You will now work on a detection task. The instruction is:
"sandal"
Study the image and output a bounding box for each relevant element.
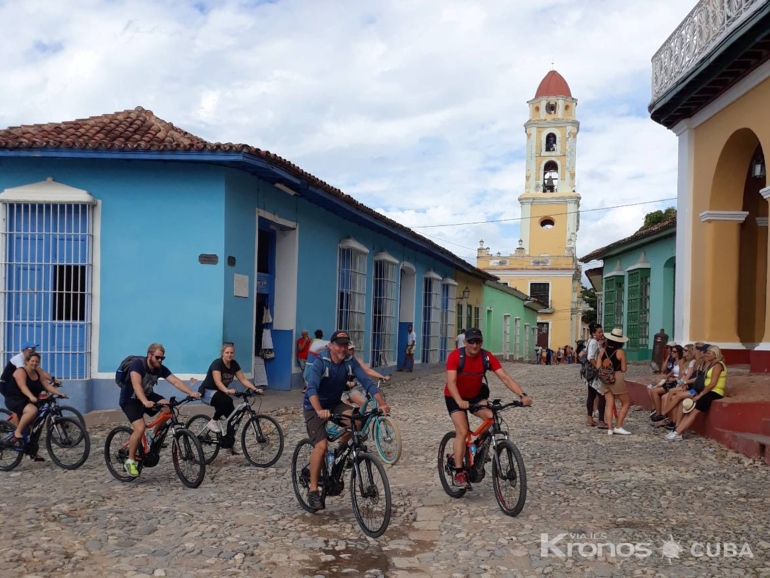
[586,416,595,427]
[597,422,609,430]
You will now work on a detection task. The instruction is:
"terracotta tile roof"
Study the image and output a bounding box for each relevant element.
[534,70,572,99]
[0,107,497,280]
[579,215,676,263]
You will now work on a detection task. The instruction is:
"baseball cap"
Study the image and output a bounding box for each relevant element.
[465,328,483,342]
[21,341,38,350]
[330,330,351,345]
[666,341,676,347]
[696,343,711,352]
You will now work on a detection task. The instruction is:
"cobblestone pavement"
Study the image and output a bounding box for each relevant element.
[1,363,769,578]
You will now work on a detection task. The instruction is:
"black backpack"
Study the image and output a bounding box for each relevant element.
[0,360,17,396]
[115,355,145,387]
[457,347,492,383]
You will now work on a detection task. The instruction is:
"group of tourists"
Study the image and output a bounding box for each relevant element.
[580,323,727,441]
[536,344,576,365]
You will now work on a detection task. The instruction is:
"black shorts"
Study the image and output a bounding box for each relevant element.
[304,402,353,446]
[695,390,723,413]
[4,395,35,418]
[445,384,490,416]
[663,382,678,393]
[120,392,164,424]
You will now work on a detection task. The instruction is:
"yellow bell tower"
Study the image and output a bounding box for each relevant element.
[477,70,584,351]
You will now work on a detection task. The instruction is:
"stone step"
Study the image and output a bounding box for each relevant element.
[713,428,770,465]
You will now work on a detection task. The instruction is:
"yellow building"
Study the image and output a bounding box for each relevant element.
[649,0,770,370]
[477,70,583,349]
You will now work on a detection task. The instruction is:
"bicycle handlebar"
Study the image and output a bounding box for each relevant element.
[152,395,196,410]
[233,390,263,399]
[468,399,524,413]
[329,408,382,425]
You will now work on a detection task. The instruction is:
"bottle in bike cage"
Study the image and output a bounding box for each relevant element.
[326,448,335,470]
[470,444,477,460]
[325,421,342,437]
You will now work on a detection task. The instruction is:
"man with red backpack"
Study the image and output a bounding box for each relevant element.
[444,328,532,489]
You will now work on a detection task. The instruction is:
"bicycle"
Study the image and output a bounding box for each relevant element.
[103,396,206,488]
[330,381,401,466]
[0,395,90,471]
[1,382,85,428]
[292,408,392,538]
[437,399,527,516]
[184,390,284,467]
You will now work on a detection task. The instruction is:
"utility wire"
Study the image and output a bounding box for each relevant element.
[410,197,676,229]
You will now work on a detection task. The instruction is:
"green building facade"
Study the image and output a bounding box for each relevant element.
[480,281,540,361]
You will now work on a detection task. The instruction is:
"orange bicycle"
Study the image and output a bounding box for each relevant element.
[437,399,527,516]
[103,396,205,488]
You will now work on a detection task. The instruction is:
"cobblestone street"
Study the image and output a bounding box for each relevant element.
[2,363,769,577]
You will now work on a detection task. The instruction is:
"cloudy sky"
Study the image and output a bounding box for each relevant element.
[0,0,693,269]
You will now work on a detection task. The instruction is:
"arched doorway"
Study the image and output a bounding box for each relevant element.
[704,129,767,344]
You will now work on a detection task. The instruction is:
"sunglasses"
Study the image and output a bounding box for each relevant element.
[153,355,166,361]
[467,339,483,345]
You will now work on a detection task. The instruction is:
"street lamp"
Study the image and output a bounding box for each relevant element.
[752,157,766,179]
[462,286,471,300]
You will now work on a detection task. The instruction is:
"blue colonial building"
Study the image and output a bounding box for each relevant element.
[0,107,497,411]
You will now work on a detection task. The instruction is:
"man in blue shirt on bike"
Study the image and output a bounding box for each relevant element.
[303,330,390,511]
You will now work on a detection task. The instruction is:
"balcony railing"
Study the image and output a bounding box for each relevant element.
[651,0,766,103]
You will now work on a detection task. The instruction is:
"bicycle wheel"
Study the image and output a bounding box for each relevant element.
[291,438,327,513]
[171,428,206,488]
[0,421,23,471]
[47,412,85,446]
[104,425,137,483]
[241,414,284,468]
[46,417,90,470]
[184,414,220,464]
[350,452,391,538]
[437,431,467,498]
[372,416,402,466]
[57,405,86,427]
[492,439,527,517]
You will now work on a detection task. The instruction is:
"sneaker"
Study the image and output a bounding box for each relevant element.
[592,410,599,419]
[647,384,655,390]
[665,432,683,442]
[453,471,470,489]
[207,419,221,434]
[613,427,631,435]
[307,490,324,511]
[124,459,139,477]
[651,414,666,422]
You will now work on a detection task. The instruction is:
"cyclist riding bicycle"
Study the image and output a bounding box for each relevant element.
[303,330,390,511]
[119,343,201,477]
[198,342,264,451]
[2,351,67,457]
[444,328,532,490]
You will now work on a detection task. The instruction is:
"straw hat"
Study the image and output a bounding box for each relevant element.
[682,398,696,414]
[605,328,629,343]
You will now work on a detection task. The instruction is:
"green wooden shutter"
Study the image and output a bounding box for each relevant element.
[615,277,625,332]
[604,277,616,330]
[627,271,640,349]
[639,269,651,349]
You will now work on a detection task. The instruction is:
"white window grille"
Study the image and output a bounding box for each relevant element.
[337,238,368,349]
[514,317,521,359]
[0,202,94,379]
[524,323,530,361]
[371,252,398,367]
[440,278,457,362]
[421,272,441,364]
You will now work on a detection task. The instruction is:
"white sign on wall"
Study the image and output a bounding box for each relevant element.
[234,274,249,298]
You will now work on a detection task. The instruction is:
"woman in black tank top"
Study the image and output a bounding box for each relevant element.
[600,329,631,436]
[5,352,66,445]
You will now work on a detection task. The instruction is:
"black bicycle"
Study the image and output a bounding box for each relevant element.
[0,395,90,471]
[291,408,392,538]
[438,399,527,516]
[0,380,85,427]
[185,390,284,467]
[103,396,206,488]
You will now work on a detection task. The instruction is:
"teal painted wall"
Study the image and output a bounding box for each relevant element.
[601,234,676,360]
[481,283,538,359]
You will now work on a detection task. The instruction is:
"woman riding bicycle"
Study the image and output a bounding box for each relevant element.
[444,328,531,490]
[3,351,67,454]
[198,343,264,446]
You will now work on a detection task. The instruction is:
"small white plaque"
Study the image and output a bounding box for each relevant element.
[234,274,249,298]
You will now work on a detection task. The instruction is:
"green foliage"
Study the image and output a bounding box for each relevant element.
[638,207,676,232]
[581,286,597,325]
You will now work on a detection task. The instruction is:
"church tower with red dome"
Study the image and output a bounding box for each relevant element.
[477,70,584,351]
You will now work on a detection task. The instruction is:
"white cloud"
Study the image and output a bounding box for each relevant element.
[0,0,695,274]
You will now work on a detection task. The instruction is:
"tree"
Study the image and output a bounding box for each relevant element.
[581,286,598,325]
[638,207,676,232]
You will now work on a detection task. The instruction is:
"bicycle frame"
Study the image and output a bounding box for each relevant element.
[326,411,378,494]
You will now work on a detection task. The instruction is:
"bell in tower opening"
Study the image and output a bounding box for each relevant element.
[545,133,557,152]
[542,161,559,192]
